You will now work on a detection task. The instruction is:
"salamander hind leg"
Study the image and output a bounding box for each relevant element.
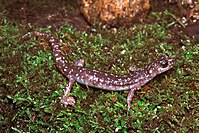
[127,88,138,111]
[75,59,85,67]
[128,66,137,74]
[60,59,84,107]
[129,66,137,72]
[61,78,76,107]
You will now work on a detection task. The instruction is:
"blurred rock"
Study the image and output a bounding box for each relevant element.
[77,0,150,27]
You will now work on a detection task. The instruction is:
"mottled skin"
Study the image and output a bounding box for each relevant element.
[23,31,176,110]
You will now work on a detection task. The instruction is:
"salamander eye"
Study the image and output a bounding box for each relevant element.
[160,60,168,68]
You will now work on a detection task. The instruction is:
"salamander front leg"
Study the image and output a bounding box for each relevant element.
[127,88,138,111]
[61,78,76,107]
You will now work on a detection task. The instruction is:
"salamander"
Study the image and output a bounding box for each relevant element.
[22,31,176,110]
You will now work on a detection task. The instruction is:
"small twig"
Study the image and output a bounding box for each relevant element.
[165,10,186,28]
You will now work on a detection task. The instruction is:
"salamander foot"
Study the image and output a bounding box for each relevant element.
[61,95,75,107]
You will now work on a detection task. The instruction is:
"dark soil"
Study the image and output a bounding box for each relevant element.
[0,0,90,32]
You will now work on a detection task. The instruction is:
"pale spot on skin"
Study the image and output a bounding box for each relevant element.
[120,82,123,85]
[114,81,118,85]
[56,57,62,61]
[134,79,139,83]
[53,45,59,48]
[149,70,153,74]
[60,60,65,64]
[106,80,110,84]
[68,69,74,75]
[118,78,122,81]
[93,76,98,82]
[99,78,104,83]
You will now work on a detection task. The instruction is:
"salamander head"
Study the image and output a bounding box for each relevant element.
[145,54,176,76]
